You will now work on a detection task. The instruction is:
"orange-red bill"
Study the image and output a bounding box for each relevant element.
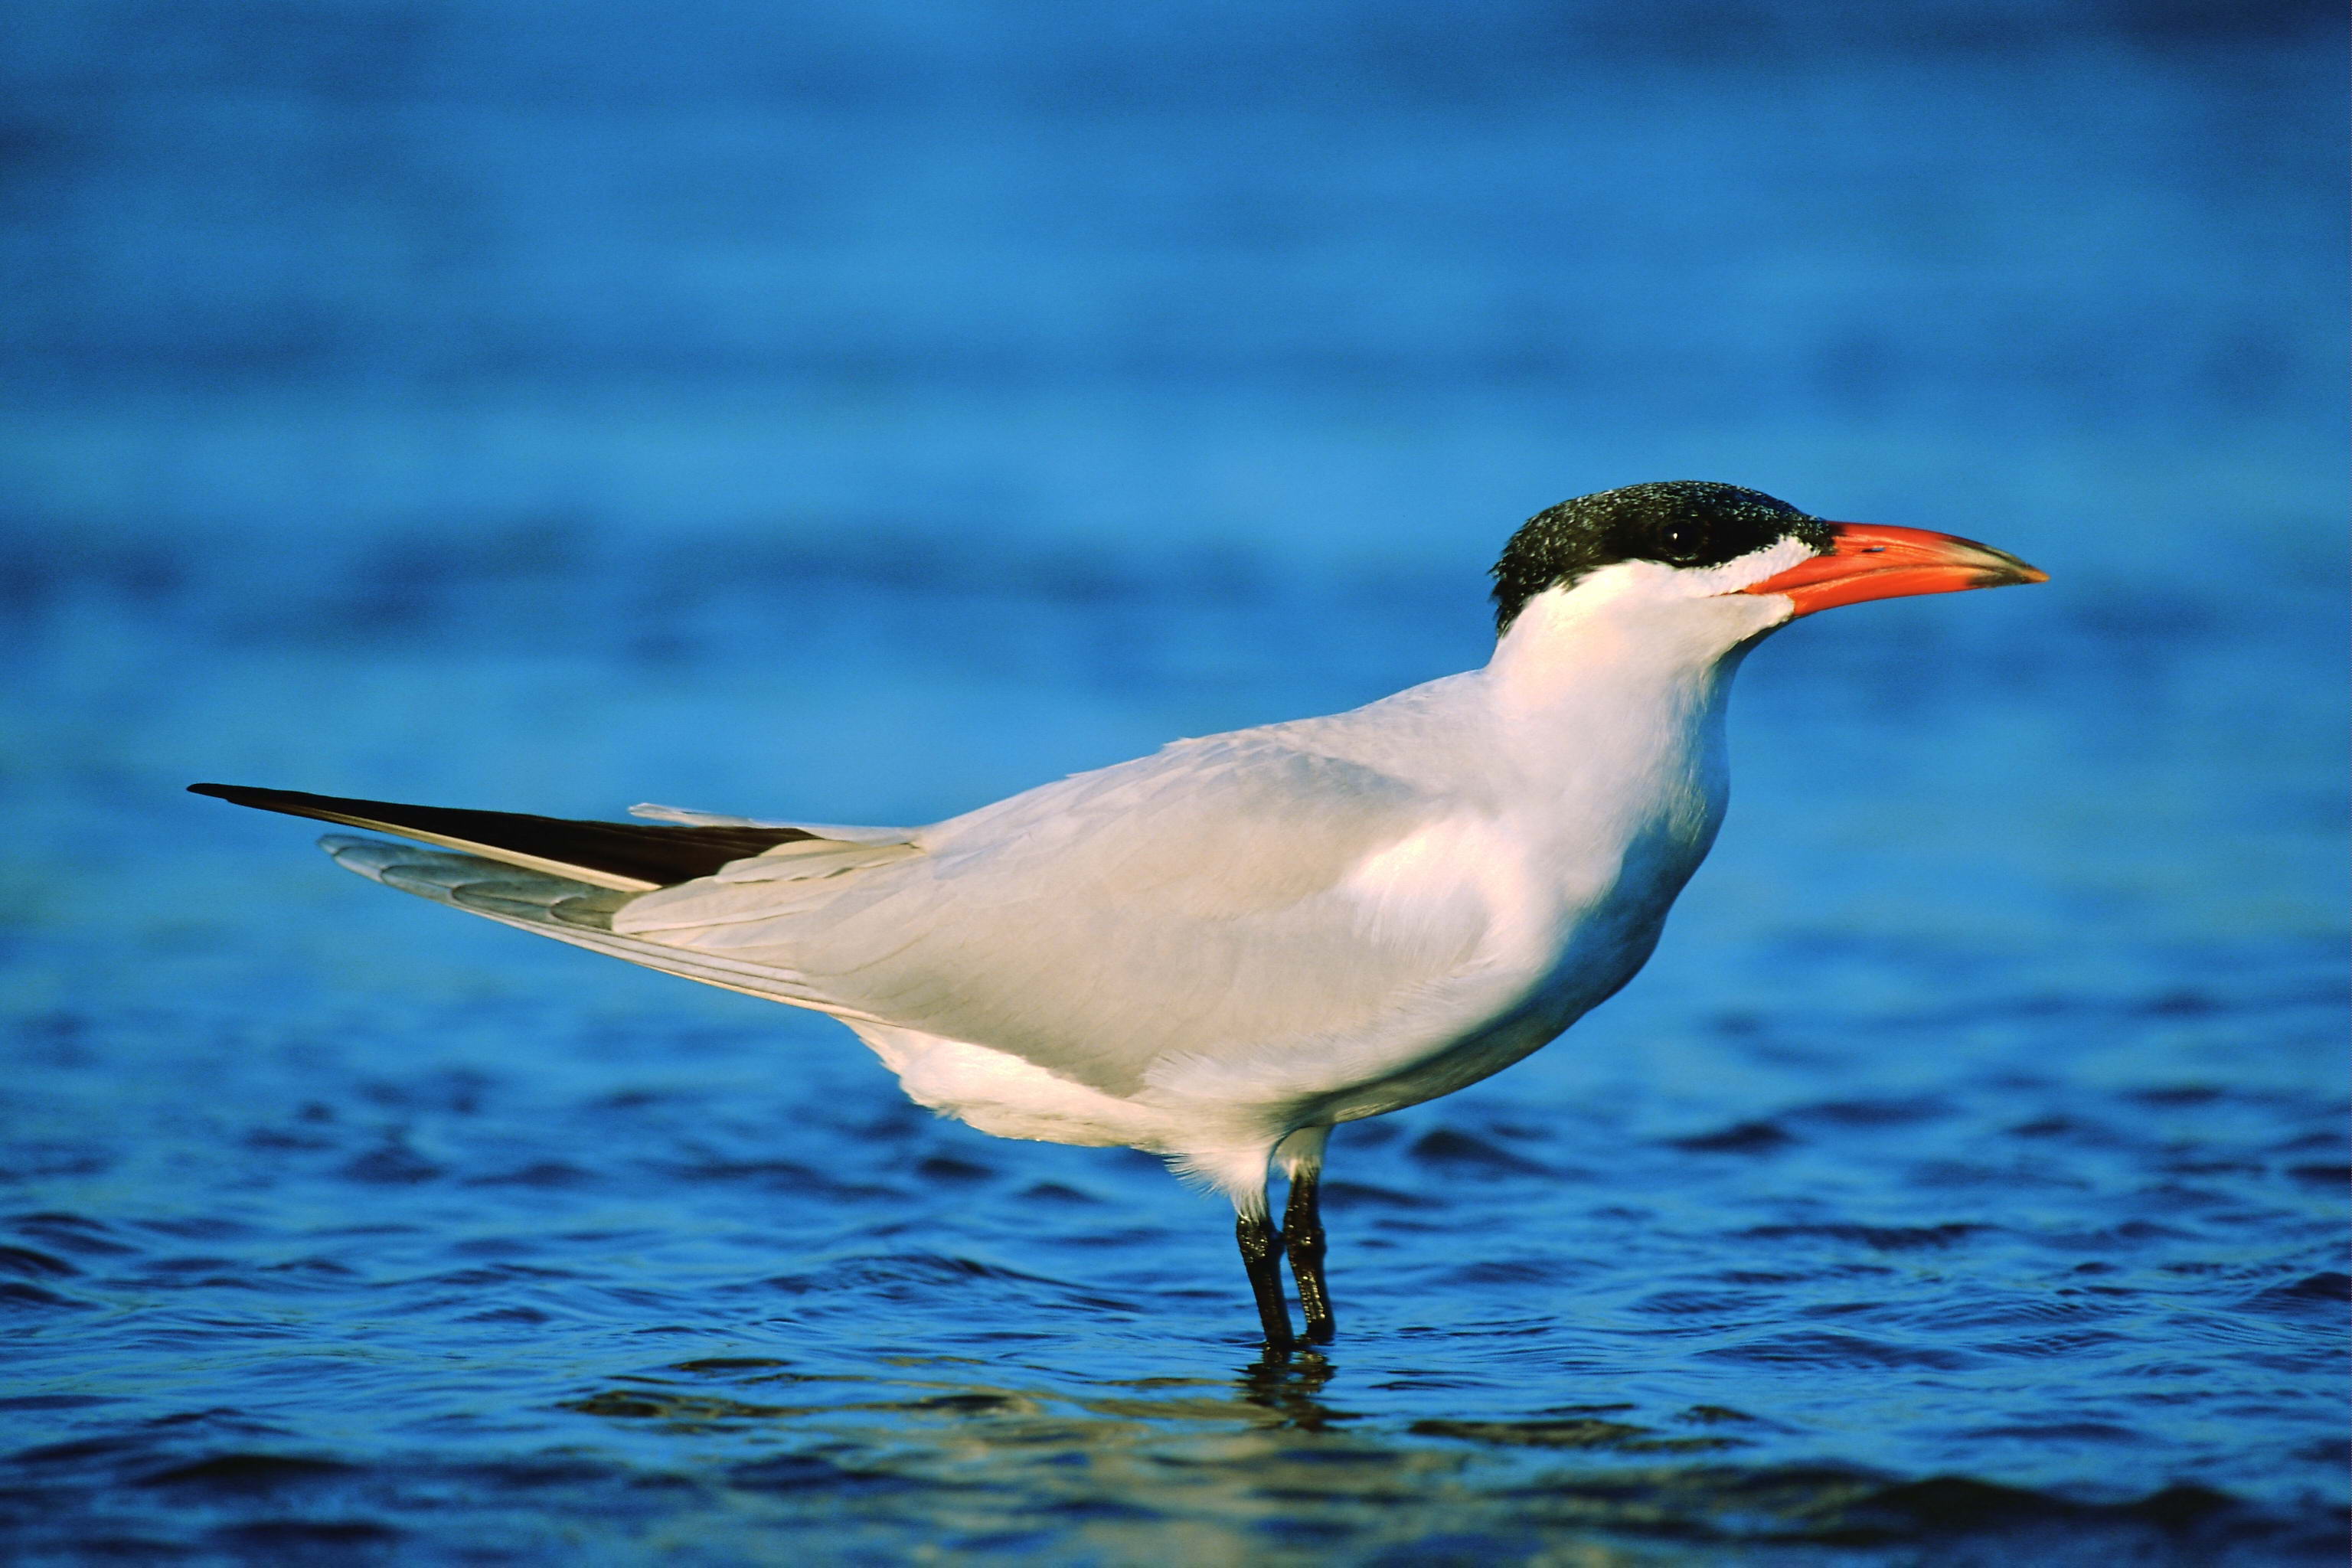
[1740,522,2048,617]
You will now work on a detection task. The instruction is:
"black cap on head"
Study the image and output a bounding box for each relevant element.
[1491,481,1832,632]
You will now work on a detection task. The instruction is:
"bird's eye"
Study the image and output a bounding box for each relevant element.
[1657,522,1700,560]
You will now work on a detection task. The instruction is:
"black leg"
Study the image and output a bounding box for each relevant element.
[1236,1211,1293,1348]
[1282,1167,1335,1343]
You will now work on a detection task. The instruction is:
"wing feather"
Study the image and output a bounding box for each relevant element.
[612,738,1498,1096]
[191,783,824,890]
[326,837,887,1018]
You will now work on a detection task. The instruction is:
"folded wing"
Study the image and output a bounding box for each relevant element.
[198,742,1504,1106]
[614,738,1498,1097]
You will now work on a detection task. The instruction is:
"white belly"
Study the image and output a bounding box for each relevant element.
[1289,805,1717,1124]
[841,805,1712,1155]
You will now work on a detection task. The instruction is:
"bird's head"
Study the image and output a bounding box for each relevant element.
[1490,481,2046,667]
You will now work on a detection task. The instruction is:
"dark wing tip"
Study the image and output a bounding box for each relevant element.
[190,782,308,810]
[185,782,828,887]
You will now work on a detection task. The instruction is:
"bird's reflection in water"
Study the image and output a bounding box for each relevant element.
[1236,1345,1354,1431]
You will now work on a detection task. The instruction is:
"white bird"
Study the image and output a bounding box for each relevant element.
[192,481,2044,1345]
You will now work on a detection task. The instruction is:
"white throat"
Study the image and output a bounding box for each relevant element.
[1484,541,1805,712]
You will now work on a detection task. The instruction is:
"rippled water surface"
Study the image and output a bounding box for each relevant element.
[5,562,2345,1563]
[5,2,2347,1560]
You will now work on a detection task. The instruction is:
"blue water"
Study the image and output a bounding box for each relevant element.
[4,2,2346,1563]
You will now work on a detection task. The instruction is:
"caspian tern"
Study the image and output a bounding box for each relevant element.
[191,480,2045,1346]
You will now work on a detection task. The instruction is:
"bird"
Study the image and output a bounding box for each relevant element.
[191,480,2044,1348]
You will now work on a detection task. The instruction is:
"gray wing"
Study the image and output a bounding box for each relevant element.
[612,737,1498,1096]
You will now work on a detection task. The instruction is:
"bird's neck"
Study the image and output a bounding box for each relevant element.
[1484,580,1780,726]
[1477,580,1785,837]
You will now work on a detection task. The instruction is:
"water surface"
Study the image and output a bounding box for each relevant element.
[3,566,2343,1563]
[2,2,2344,1560]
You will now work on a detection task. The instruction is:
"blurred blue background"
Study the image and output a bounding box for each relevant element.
[3,2,2345,1563]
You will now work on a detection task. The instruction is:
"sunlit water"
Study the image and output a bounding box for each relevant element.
[3,554,2343,1565]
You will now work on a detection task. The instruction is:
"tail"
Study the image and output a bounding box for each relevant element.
[190,782,902,1018]
[188,782,819,891]
[318,836,880,1016]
